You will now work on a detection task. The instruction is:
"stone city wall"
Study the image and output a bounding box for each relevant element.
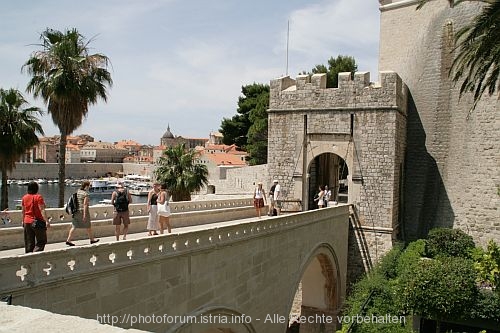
[7,163,123,180]
[379,0,500,245]
[206,164,269,195]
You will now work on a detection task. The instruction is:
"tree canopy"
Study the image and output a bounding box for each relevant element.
[0,88,44,210]
[154,143,209,202]
[23,28,113,206]
[309,55,358,88]
[219,83,269,165]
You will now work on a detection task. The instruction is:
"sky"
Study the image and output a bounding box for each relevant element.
[1,0,381,146]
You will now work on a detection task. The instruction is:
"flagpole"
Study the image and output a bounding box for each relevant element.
[286,20,289,76]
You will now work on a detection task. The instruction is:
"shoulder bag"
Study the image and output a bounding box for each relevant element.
[157,193,171,217]
[31,196,47,230]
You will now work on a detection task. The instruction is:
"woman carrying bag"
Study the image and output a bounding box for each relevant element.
[157,183,172,234]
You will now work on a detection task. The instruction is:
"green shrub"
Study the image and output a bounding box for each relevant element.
[396,239,426,277]
[375,242,404,279]
[426,228,475,259]
[473,239,500,291]
[469,289,500,322]
[339,245,411,333]
[399,257,478,320]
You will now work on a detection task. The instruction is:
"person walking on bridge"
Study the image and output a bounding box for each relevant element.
[253,182,267,218]
[157,183,172,234]
[111,182,132,240]
[21,181,49,252]
[66,180,99,246]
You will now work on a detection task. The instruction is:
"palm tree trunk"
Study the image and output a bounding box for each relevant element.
[58,132,68,207]
[1,168,8,210]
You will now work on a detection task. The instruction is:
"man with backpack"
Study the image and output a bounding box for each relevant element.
[111,182,132,241]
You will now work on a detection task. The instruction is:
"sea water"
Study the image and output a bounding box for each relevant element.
[4,183,148,210]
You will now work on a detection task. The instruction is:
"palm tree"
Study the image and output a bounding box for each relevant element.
[418,0,500,112]
[0,88,44,210]
[154,144,209,202]
[23,28,112,207]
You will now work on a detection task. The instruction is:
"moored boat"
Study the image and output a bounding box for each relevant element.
[88,180,118,194]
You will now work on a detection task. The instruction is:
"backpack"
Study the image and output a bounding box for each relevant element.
[114,189,129,212]
[65,192,79,216]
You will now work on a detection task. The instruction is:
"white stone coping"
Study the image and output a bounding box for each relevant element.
[0,206,349,294]
[0,303,146,332]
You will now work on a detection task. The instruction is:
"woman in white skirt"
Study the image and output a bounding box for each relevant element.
[146,182,161,236]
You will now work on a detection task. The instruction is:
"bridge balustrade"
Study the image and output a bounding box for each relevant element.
[0,198,253,227]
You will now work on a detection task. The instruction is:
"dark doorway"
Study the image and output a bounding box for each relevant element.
[308,153,349,210]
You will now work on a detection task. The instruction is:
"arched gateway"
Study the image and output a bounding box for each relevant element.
[267,71,408,274]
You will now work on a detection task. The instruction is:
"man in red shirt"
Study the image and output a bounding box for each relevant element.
[22,181,50,252]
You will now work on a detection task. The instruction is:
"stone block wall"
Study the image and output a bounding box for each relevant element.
[379,0,500,245]
[7,163,123,179]
[206,164,269,195]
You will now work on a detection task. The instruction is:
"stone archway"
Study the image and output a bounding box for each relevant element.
[287,245,341,333]
[307,152,349,210]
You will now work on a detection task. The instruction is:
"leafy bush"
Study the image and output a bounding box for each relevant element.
[396,239,426,277]
[399,257,478,320]
[473,239,500,291]
[338,245,411,333]
[375,242,404,279]
[426,228,475,259]
[469,289,500,322]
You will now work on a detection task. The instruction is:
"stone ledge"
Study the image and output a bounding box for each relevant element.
[0,303,146,332]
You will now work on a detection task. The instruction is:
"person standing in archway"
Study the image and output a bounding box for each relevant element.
[253,182,267,218]
[274,180,282,215]
[324,185,332,207]
[314,185,325,209]
[268,179,278,216]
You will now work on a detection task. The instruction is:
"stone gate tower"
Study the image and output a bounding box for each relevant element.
[267,71,407,273]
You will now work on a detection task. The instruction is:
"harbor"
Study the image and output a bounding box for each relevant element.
[3,178,151,210]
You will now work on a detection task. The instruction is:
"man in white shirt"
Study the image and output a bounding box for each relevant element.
[273,180,282,216]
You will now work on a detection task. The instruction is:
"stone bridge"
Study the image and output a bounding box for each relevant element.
[0,203,349,333]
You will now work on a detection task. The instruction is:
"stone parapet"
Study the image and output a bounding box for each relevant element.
[269,71,407,113]
[0,206,350,333]
[0,199,255,250]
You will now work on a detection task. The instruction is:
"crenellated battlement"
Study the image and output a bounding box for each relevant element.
[269,71,407,112]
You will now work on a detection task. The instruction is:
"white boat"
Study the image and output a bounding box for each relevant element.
[129,185,150,196]
[98,199,113,205]
[89,180,118,194]
[36,178,48,184]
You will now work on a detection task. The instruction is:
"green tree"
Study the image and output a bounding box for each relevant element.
[308,55,358,88]
[154,143,209,202]
[220,83,269,164]
[0,88,44,210]
[418,0,500,112]
[23,28,112,207]
[246,85,269,165]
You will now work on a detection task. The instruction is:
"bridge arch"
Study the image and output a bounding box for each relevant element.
[286,242,342,332]
[172,305,257,333]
